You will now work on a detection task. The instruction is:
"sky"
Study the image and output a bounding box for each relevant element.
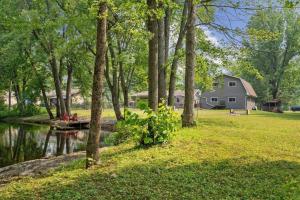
[202,1,257,46]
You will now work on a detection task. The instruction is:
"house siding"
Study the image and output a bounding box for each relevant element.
[200,76,248,109]
[247,97,256,110]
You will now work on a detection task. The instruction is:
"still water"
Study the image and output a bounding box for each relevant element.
[0,123,110,168]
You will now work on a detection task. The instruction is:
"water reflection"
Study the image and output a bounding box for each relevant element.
[0,123,109,168]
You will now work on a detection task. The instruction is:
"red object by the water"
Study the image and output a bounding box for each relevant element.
[62,113,69,121]
[69,113,78,121]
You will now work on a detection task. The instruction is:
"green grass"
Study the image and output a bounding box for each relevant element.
[1,108,145,122]
[1,110,300,199]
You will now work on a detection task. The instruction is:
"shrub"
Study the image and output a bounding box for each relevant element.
[136,99,148,110]
[113,102,179,146]
[104,111,140,146]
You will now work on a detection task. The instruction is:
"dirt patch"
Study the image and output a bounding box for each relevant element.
[0,152,85,186]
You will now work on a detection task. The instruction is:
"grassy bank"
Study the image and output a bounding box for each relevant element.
[0,108,145,124]
[1,110,300,199]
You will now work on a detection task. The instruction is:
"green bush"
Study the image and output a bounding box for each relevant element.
[136,99,148,110]
[113,102,179,146]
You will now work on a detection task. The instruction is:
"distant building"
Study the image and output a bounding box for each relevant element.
[261,99,282,113]
[46,89,85,107]
[130,90,201,108]
[200,74,257,110]
[2,92,17,106]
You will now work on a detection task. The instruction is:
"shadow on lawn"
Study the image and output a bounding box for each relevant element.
[251,111,300,121]
[8,157,300,200]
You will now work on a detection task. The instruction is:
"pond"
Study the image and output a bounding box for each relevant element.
[0,123,111,168]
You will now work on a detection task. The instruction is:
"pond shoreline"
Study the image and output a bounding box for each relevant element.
[0,116,117,131]
[0,151,86,186]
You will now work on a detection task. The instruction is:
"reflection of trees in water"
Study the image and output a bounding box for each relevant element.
[0,124,88,167]
[0,125,43,167]
[43,130,83,156]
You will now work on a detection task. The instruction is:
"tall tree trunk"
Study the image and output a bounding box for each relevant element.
[49,52,66,117]
[147,0,158,111]
[168,0,188,106]
[8,81,12,111]
[86,2,107,168]
[106,45,124,120]
[41,86,54,119]
[25,50,55,120]
[119,60,129,108]
[56,99,61,118]
[66,63,73,115]
[182,0,196,127]
[158,3,166,103]
[13,82,24,113]
[117,41,134,108]
[164,7,170,65]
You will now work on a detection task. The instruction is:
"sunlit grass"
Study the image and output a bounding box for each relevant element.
[1,110,300,199]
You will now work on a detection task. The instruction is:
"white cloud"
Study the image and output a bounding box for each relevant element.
[202,27,220,47]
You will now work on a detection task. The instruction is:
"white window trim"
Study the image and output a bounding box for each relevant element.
[228,97,236,103]
[228,81,237,87]
[211,97,218,103]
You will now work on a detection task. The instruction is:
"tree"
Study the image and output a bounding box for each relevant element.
[158,1,166,103]
[147,0,159,111]
[86,1,107,168]
[182,0,196,127]
[238,5,300,104]
[168,0,188,106]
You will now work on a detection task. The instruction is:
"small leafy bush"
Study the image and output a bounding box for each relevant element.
[112,102,179,146]
[136,99,148,110]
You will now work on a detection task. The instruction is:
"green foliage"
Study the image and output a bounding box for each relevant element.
[106,103,179,146]
[126,102,179,146]
[104,121,134,145]
[1,110,300,199]
[136,99,148,110]
[234,4,300,104]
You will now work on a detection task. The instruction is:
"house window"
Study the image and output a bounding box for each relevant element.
[228,81,237,87]
[228,97,236,103]
[211,97,218,102]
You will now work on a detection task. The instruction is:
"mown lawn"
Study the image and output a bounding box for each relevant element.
[1,110,300,199]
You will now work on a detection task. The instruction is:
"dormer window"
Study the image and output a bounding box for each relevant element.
[228,81,237,87]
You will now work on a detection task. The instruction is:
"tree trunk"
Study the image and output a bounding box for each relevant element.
[164,7,170,65]
[119,61,129,108]
[8,81,12,111]
[147,0,158,111]
[158,3,166,103]
[106,45,124,121]
[66,63,73,115]
[117,41,134,109]
[182,0,196,127]
[49,52,66,117]
[168,0,188,106]
[86,2,107,168]
[56,99,61,118]
[41,85,54,119]
[13,82,24,113]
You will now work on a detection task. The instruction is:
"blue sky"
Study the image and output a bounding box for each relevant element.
[202,1,257,46]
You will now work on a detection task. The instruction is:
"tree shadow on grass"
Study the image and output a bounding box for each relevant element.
[252,111,300,121]
[5,157,300,200]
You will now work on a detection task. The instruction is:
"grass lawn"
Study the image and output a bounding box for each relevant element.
[1,110,300,199]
